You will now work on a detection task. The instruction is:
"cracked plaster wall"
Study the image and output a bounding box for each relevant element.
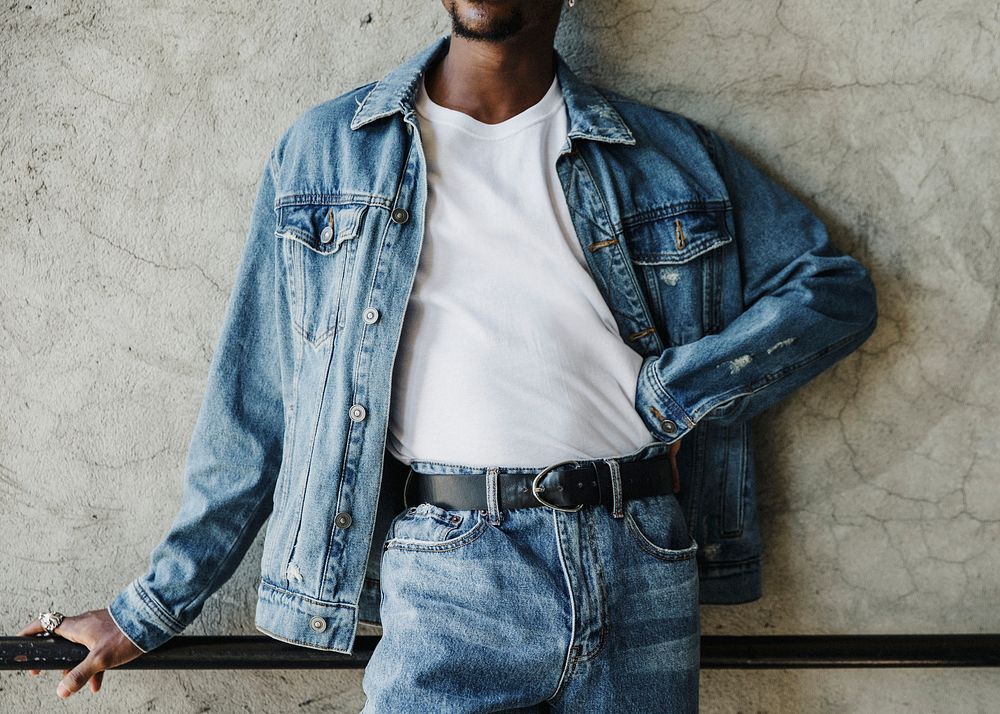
[2,1,999,711]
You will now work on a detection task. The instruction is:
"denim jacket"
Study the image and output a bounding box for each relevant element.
[107,33,877,654]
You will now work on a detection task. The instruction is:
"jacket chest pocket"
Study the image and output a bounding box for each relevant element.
[622,206,732,347]
[276,202,370,348]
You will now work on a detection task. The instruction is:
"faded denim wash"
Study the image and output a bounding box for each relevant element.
[361,440,700,712]
[107,32,878,656]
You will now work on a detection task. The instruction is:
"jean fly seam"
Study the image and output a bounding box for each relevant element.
[547,509,577,704]
[569,509,610,663]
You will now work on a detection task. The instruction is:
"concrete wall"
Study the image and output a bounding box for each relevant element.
[3,1,998,711]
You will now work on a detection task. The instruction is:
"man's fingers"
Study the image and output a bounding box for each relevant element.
[57,652,105,699]
[47,614,78,642]
[16,611,120,695]
[15,617,46,637]
[16,610,126,695]
[17,617,61,676]
[17,613,81,641]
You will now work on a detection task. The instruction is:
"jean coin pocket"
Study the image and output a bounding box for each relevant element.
[384,502,487,552]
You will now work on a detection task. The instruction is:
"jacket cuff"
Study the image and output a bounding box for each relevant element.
[106,580,185,653]
[635,354,695,443]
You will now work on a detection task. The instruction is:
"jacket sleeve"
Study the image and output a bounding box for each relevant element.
[634,123,878,442]
[107,149,286,653]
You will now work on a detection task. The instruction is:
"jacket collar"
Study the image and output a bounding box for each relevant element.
[350,34,636,149]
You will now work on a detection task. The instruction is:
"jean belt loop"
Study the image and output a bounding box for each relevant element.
[486,466,503,526]
[606,458,625,519]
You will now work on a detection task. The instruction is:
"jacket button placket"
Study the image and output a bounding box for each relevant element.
[331,116,424,611]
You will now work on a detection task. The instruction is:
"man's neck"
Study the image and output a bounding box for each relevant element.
[423,35,557,125]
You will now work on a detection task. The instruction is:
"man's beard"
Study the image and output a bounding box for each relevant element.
[446,1,526,42]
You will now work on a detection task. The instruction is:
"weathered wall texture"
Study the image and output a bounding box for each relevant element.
[3,1,998,711]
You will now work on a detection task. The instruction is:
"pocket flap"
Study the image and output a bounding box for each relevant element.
[276,202,369,255]
[625,207,732,265]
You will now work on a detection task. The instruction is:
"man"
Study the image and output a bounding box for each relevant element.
[18,0,878,710]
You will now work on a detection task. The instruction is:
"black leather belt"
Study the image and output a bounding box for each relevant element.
[405,454,677,513]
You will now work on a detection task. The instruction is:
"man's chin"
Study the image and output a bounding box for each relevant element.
[448,0,525,42]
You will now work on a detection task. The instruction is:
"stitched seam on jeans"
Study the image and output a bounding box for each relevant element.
[547,509,578,703]
[570,513,611,663]
[624,512,698,561]
[384,518,488,552]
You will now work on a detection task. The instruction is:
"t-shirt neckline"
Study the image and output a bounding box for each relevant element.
[415,72,564,140]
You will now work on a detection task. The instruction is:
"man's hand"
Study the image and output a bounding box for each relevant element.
[16,608,145,698]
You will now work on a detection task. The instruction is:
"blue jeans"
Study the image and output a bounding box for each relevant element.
[360,441,700,713]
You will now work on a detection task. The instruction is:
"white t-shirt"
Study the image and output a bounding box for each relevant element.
[386,72,655,469]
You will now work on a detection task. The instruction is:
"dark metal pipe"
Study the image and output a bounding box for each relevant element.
[700,634,1000,669]
[2,635,998,670]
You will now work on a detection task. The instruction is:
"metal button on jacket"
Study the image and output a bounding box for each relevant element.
[363,307,380,324]
[660,419,678,434]
[320,225,334,243]
[390,207,409,224]
[349,404,367,422]
[309,616,327,633]
[335,511,353,529]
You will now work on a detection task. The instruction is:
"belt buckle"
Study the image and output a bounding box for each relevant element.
[531,459,584,512]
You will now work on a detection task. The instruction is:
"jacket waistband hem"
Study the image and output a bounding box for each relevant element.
[698,557,763,604]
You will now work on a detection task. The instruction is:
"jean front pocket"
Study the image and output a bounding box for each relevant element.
[383,502,488,553]
[622,492,698,562]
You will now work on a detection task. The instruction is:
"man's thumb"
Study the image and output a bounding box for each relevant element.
[57,651,104,698]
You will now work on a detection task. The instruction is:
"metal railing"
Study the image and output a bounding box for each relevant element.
[3,634,999,670]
